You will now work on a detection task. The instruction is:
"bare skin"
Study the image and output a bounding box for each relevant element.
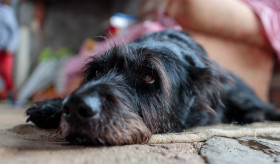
[165,0,271,48]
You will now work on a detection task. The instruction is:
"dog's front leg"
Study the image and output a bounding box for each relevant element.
[26,98,63,129]
[223,74,280,123]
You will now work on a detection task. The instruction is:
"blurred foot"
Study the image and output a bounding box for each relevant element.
[7,91,15,105]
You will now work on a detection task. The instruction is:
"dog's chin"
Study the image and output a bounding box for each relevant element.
[59,113,152,146]
[61,126,152,146]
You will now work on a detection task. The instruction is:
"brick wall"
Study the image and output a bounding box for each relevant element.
[270,64,280,109]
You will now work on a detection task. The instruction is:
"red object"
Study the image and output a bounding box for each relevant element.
[0,51,14,91]
[242,0,280,61]
[106,26,118,37]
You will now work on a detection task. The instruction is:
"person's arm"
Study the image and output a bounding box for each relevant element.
[166,0,270,48]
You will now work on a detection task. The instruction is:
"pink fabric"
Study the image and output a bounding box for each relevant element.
[242,0,280,61]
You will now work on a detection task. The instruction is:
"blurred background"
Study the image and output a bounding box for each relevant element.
[0,0,279,108]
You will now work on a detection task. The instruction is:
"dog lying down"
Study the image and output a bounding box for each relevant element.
[26,30,280,146]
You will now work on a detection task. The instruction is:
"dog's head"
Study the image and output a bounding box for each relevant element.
[60,30,223,145]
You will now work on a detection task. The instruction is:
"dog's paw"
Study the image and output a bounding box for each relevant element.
[26,98,63,129]
[264,109,280,121]
[243,111,265,123]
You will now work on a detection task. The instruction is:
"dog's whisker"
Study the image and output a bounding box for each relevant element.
[94,35,108,41]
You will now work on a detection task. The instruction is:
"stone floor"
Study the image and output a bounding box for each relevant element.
[1,104,280,164]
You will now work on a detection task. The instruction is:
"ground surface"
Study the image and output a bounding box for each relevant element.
[1,104,280,164]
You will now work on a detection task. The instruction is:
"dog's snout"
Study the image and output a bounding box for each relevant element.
[62,94,102,120]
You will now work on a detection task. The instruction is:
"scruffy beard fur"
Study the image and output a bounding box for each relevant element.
[59,73,152,145]
[26,30,280,146]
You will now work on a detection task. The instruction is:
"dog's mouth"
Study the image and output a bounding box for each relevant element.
[65,133,92,145]
[65,133,104,146]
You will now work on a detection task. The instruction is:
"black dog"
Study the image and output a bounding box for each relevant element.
[26,30,280,145]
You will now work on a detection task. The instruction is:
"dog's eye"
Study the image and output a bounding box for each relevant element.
[142,74,155,84]
[95,70,102,78]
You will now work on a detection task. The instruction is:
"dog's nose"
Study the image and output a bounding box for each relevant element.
[62,95,101,120]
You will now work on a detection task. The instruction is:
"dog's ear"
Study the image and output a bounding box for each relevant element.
[188,66,212,81]
[187,66,217,95]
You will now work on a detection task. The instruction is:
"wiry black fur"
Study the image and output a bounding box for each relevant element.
[26,30,280,145]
